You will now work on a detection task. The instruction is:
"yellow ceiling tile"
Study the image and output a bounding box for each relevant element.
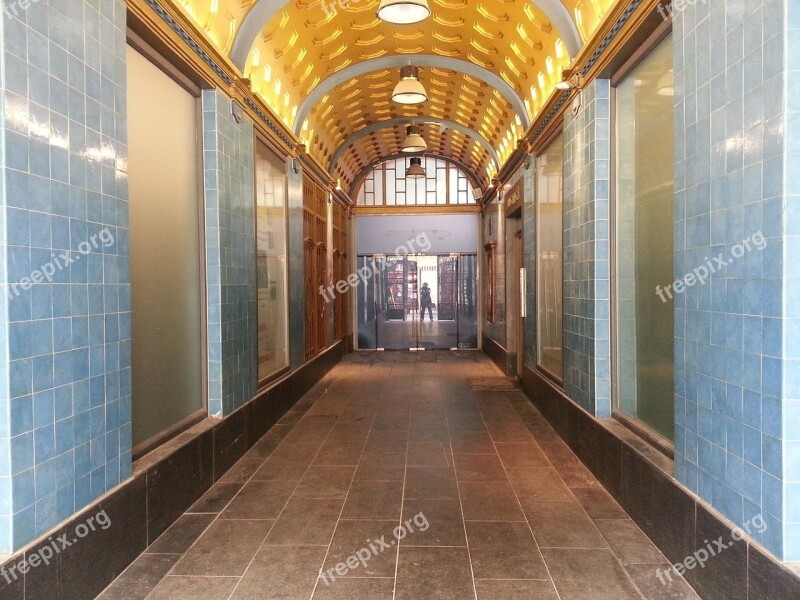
[223,0,615,186]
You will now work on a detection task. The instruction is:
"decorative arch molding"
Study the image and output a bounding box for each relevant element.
[293,55,531,134]
[231,0,285,69]
[231,0,583,75]
[539,0,583,58]
[329,117,500,175]
[349,153,482,198]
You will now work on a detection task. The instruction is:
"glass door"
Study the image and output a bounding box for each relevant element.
[356,254,479,350]
[377,255,419,349]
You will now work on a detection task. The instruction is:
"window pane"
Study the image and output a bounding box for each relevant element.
[614,36,675,441]
[374,169,384,204]
[536,133,564,379]
[386,171,396,205]
[356,158,477,206]
[128,46,204,447]
[256,141,289,381]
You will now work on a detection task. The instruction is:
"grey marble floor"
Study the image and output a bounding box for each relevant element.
[97,352,699,600]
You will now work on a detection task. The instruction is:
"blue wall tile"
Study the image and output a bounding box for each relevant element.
[0,0,130,552]
[675,0,800,560]
[201,90,257,417]
[562,80,612,416]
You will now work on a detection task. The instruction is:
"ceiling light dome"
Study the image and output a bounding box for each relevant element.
[401,125,427,153]
[406,157,426,179]
[377,0,431,24]
[393,66,428,105]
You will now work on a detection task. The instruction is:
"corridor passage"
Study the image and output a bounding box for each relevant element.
[99,353,698,600]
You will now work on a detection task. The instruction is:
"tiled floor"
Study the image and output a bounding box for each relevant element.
[98,352,700,599]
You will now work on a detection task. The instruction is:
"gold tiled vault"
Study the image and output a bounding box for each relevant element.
[173,0,618,189]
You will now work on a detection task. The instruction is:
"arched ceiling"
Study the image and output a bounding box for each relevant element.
[335,123,495,189]
[331,118,499,179]
[173,0,619,190]
[292,55,531,136]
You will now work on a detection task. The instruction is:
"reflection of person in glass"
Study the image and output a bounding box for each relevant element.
[420,282,433,322]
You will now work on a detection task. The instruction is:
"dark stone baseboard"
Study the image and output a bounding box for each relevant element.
[0,341,347,600]
[482,333,509,375]
[520,365,800,600]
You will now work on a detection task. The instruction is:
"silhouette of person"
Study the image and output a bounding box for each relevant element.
[420,283,433,321]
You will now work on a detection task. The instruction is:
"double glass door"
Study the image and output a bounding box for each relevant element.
[356,254,478,350]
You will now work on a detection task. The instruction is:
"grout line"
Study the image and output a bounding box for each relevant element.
[220,380,354,600]
[306,396,375,600]
[474,396,563,600]
[446,414,481,600]
[504,386,669,599]
[118,356,351,599]
[392,392,412,600]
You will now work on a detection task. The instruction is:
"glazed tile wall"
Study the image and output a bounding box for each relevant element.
[202,91,257,417]
[0,0,131,551]
[562,79,612,417]
[673,0,799,559]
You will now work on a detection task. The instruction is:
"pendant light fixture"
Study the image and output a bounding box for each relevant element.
[406,156,426,179]
[377,0,431,24]
[401,125,427,153]
[392,66,428,105]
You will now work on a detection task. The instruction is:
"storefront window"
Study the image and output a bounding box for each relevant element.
[536,133,564,380]
[614,35,675,441]
[128,46,204,448]
[256,141,289,381]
